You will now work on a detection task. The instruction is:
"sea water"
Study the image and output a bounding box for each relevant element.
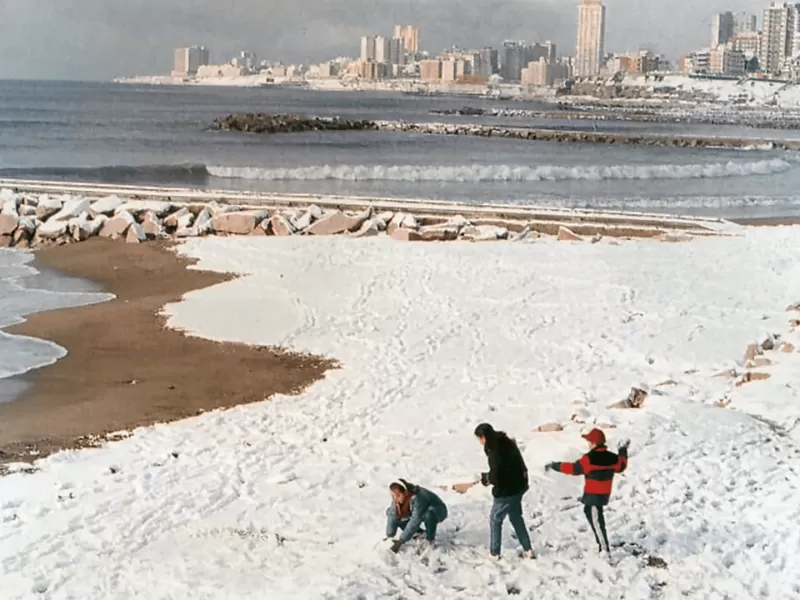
[0,249,111,404]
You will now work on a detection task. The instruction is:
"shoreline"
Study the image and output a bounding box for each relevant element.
[0,239,336,470]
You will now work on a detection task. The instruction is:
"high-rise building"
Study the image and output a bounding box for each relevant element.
[479,47,499,78]
[501,41,527,81]
[389,38,406,65]
[734,12,758,34]
[712,12,735,47]
[527,41,557,64]
[374,36,391,63]
[419,59,442,81]
[360,36,376,62]
[173,46,209,76]
[760,2,795,74]
[393,25,420,55]
[576,0,606,77]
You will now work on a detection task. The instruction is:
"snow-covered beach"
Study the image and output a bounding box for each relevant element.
[1,223,800,598]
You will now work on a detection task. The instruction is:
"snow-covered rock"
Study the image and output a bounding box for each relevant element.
[35,196,63,220]
[126,222,146,243]
[50,198,92,221]
[90,195,124,216]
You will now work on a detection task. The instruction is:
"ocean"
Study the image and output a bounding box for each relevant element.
[0,249,111,404]
[2,80,800,219]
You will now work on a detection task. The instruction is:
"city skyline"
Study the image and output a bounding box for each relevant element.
[0,0,768,80]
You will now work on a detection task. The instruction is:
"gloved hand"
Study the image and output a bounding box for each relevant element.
[390,540,403,554]
[480,472,490,486]
[618,439,631,452]
[544,462,558,472]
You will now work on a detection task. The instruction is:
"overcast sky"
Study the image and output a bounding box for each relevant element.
[0,0,767,80]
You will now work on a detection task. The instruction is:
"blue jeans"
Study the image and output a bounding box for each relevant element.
[385,505,447,542]
[489,494,531,556]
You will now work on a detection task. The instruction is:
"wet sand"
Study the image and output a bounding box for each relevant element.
[0,239,336,469]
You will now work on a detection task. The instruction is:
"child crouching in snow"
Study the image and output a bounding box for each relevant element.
[545,428,629,554]
[385,479,448,553]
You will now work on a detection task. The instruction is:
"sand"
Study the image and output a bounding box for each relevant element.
[0,239,336,469]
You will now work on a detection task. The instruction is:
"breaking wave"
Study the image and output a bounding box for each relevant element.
[207,158,794,183]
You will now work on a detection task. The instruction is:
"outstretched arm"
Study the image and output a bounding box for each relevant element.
[546,455,589,476]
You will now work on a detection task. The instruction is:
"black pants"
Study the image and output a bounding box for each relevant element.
[583,504,610,553]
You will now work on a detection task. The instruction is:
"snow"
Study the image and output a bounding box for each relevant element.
[618,74,800,110]
[3,230,800,598]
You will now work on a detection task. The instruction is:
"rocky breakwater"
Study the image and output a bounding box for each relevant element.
[0,191,699,250]
[211,113,379,134]
[375,121,800,151]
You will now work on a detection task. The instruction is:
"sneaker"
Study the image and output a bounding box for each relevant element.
[522,549,536,560]
[488,554,501,561]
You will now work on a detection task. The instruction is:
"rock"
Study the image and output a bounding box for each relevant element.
[18,204,36,217]
[99,211,135,238]
[390,228,423,242]
[269,214,295,236]
[35,197,64,220]
[761,337,775,351]
[462,224,509,241]
[537,422,564,433]
[375,211,394,225]
[787,302,800,312]
[753,357,772,367]
[141,212,164,238]
[743,343,759,364]
[510,226,539,243]
[305,211,362,235]
[291,205,323,231]
[558,226,583,241]
[193,208,214,235]
[89,195,124,216]
[115,201,175,218]
[781,342,796,353]
[350,219,381,238]
[205,201,242,216]
[591,234,603,244]
[735,372,771,387]
[211,113,378,134]
[21,195,39,207]
[451,481,478,494]
[164,207,194,230]
[50,198,91,221]
[126,222,146,243]
[656,379,678,387]
[211,210,268,235]
[609,387,648,409]
[1,201,18,216]
[0,236,11,248]
[791,319,800,328]
[71,215,106,241]
[444,215,470,229]
[0,214,18,235]
[713,369,737,379]
[388,212,417,233]
[715,398,732,408]
[419,225,460,241]
[37,218,69,239]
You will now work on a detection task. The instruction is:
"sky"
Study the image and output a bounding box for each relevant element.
[0,0,769,80]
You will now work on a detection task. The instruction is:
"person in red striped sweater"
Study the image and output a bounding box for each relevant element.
[545,428,630,554]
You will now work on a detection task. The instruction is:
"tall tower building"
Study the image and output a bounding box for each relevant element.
[734,12,758,34]
[360,36,376,62]
[172,46,209,76]
[575,0,606,77]
[712,12,735,47]
[374,36,391,63]
[393,25,420,55]
[760,2,795,74]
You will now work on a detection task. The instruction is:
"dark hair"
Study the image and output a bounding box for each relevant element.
[475,423,512,452]
[474,423,496,439]
[389,478,416,494]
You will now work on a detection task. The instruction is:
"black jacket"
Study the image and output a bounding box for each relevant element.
[484,434,529,498]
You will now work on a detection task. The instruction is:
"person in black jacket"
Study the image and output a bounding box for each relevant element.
[474,423,534,559]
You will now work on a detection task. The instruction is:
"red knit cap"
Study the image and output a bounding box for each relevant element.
[582,428,606,447]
